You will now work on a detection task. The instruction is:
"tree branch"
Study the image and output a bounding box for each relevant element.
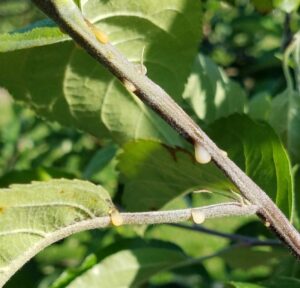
[32,0,300,257]
[122,202,258,224]
[0,203,257,286]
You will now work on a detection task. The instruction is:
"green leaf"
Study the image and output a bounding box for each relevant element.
[118,140,233,211]
[0,89,15,134]
[273,0,300,13]
[118,114,293,217]
[208,114,293,218]
[50,254,98,288]
[83,145,119,195]
[51,238,184,288]
[0,179,114,287]
[183,54,246,123]
[293,166,300,229]
[63,248,187,288]
[222,246,286,270]
[248,92,272,121]
[269,89,300,163]
[74,0,81,8]
[264,277,300,288]
[272,255,300,279]
[83,145,117,179]
[0,19,68,52]
[0,0,39,34]
[0,0,202,145]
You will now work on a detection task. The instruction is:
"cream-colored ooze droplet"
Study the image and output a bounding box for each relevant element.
[195,143,211,164]
[85,19,109,44]
[110,209,123,226]
[191,210,206,224]
[135,64,147,75]
[123,79,137,93]
[93,28,109,44]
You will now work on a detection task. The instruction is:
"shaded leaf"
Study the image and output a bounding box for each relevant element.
[0,0,202,145]
[0,179,114,287]
[222,246,287,270]
[0,0,40,34]
[208,114,293,218]
[272,255,300,279]
[83,145,117,179]
[118,140,233,211]
[248,92,272,121]
[264,277,300,288]
[293,166,300,229]
[119,115,293,217]
[251,0,273,13]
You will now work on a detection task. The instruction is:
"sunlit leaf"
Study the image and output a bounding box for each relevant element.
[65,248,187,288]
[0,19,68,52]
[183,54,246,123]
[273,0,300,13]
[0,179,114,287]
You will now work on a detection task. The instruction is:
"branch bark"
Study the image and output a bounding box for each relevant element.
[32,0,300,258]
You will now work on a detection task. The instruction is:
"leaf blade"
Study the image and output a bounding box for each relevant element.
[0,19,69,52]
[0,0,202,145]
[65,248,187,288]
[0,179,114,287]
[118,115,293,217]
[183,54,247,123]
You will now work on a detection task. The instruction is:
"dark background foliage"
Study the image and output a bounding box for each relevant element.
[1,0,300,287]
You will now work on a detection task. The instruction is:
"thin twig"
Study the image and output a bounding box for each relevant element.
[281,13,293,52]
[122,202,258,224]
[0,203,257,287]
[171,223,281,247]
[32,0,300,257]
[172,243,251,270]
